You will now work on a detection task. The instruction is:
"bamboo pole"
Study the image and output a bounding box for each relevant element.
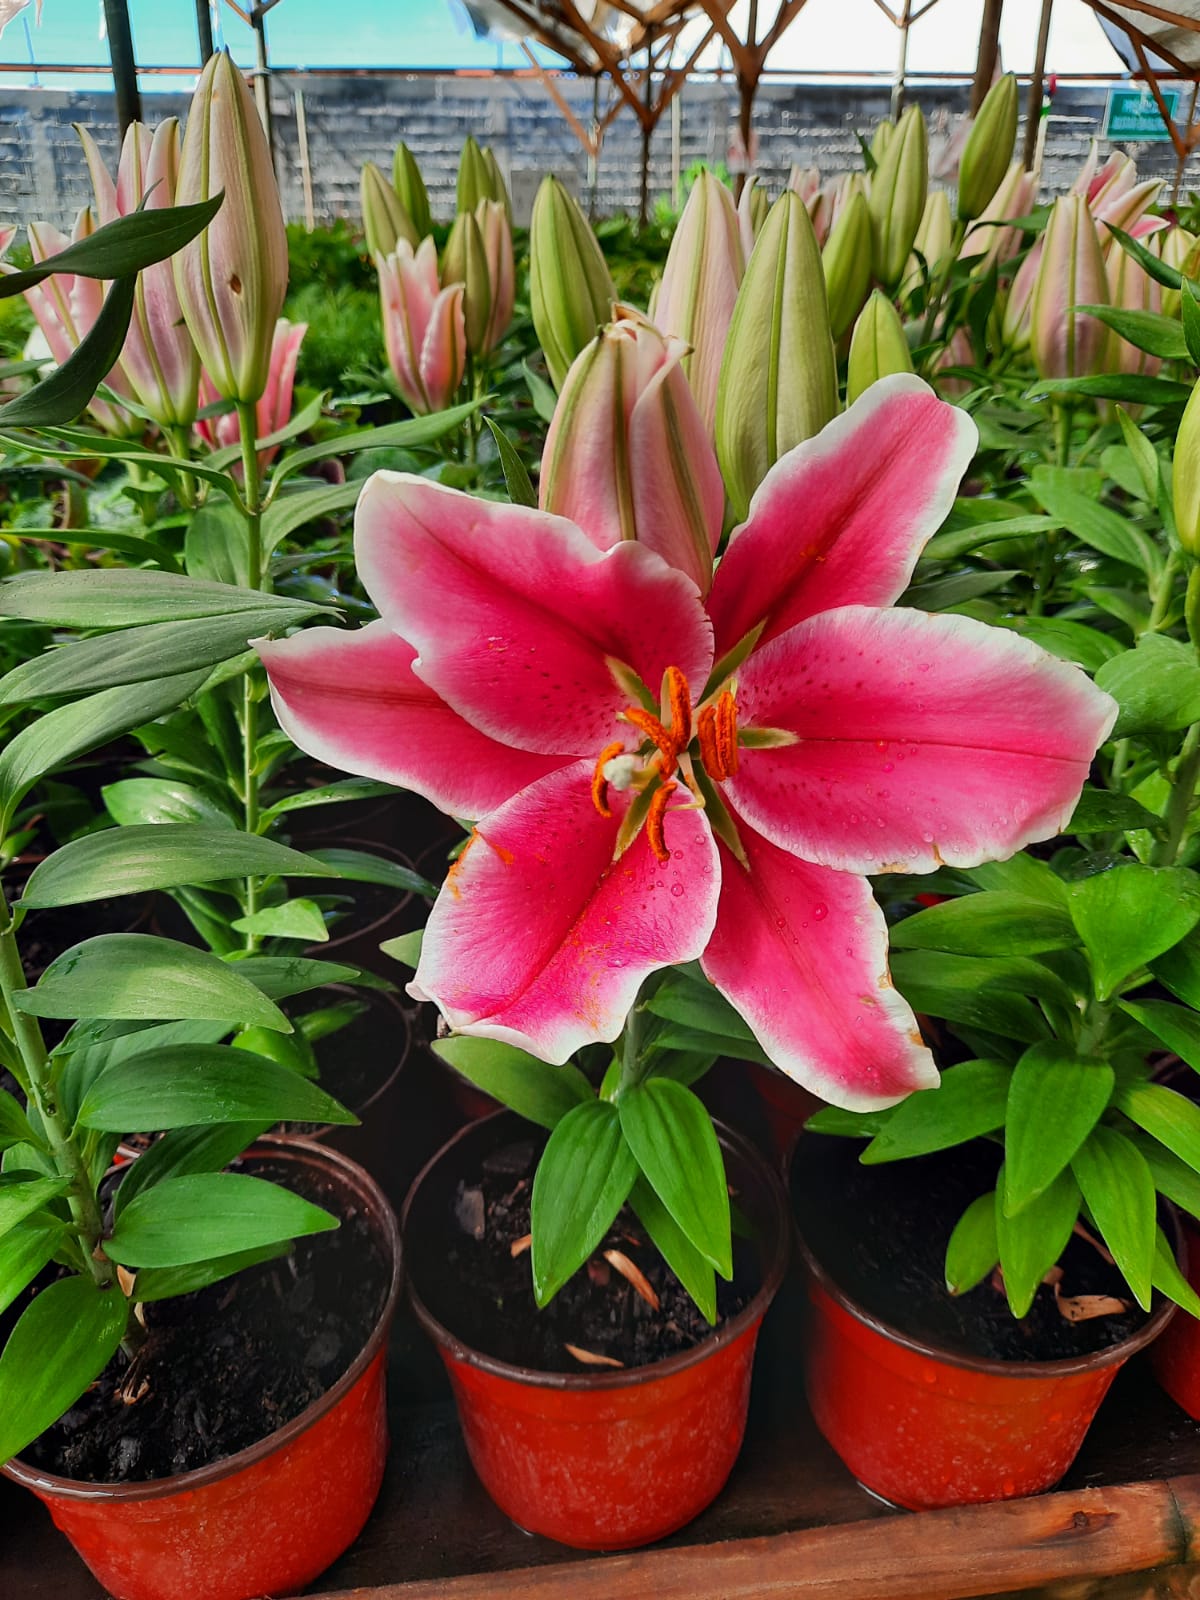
[1023,0,1053,170]
[102,0,141,134]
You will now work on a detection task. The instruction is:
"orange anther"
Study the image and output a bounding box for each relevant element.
[664,665,693,749]
[646,779,677,865]
[716,690,740,777]
[591,740,626,818]
[622,707,677,769]
[696,703,721,776]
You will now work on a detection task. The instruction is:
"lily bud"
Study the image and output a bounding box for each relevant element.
[378,238,466,414]
[787,165,820,206]
[1175,383,1200,557]
[652,169,743,434]
[1107,223,1162,378]
[456,136,494,215]
[442,209,492,355]
[540,309,724,595]
[1092,176,1165,257]
[823,189,873,340]
[174,51,289,405]
[846,290,914,404]
[529,175,615,390]
[957,73,1018,221]
[393,141,432,237]
[483,146,512,223]
[902,188,953,300]
[361,161,417,260]
[476,198,515,352]
[79,118,200,427]
[960,161,1036,275]
[869,102,928,289]
[1030,195,1108,380]
[870,119,895,165]
[1158,226,1198,319]
[715,191,838,521]
[737,175,769,261]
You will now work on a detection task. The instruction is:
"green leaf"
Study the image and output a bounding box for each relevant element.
[945,1190,999,1295]
[14,935,291,1032]
[112,1121,269,1221]
[0,278,136,429]
[995,1163,1079,1318]
[645,978,758,1041]
[1071,1125,1156,1310]
[1031,467,1161,572]
[0,1090,33,1154]
[105,1172,337,1268]
[1068,786,1163,836]
[272,403,478,484]
[0,193,223,296]
[1183,281,1200,367]
[432,1036,591,1130]
[889,950,1058,1041]
[210,389,325,470]
[77,1043,355,1131]
[301,846,435,896]
[1095,635,1200,737]
[0,671,209,834]
[380,930,423,969]
[861,1060,1010,1163]
[0,1217,67,1315]
[0,1174,70,1241]
[1067,865,1200,1000]
[996,615,1124,673]
[1117,1080,1200,1173]
[1152,1225,1200,1319]
[1027,374,1193,406]
[1106,222,1184,290]
[132,1241,292,1302]
[1075,304,1189,361]
[617,1078,730,1277]
[960,854,1070,905]
[184,499,249,586]
[20,827,336,909]
[804,1105,892,1137]
[0,569,331,629]
[483,418,537,507]
[0,1277,129,1466]
[1153,929,1200,1009]
[630,1177,716,1324]
[230,899,330,943]
[1115,409,1161,500]
[222,955,365,1000]
[1127,1130,1200,1221]
[262,480,362,556]
[890,892,1078,957]
[530,1100,637,1307]
[1003,1042,1114,1215]
[260,780,395,822]
[1121,999,1200,1074]
[103,778,236,829]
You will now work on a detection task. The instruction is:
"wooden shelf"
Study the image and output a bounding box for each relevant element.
[7,1053,1200,1599]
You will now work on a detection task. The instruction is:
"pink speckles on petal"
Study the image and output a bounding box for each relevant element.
[701,828,936,1109]
[727,605,1117,875]
[413,761,720,1063]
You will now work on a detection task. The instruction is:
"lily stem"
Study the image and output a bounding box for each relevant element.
[236,401,265,951]
[1150,720,1200,868]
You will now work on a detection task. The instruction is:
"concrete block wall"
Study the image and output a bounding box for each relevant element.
[2,72,1200,232]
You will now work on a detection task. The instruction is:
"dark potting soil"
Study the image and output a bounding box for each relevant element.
[17,1156,391,1484]
[791,1134,1149,1363]
[410,1136,758,1374]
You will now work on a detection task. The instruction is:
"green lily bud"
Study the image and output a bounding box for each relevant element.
[902,188,953,299]
[361,161,417,260]
[443,209,493,356]
[1159,227,1198,320]
[869,103,928,290]
[870,119,895,166]
[530,175,616,390]
[483,146,512,223]
[393,141,432,237]
[1174,383,1200,558]
[846,290,914,405]
[715,191,839,522]
[958,74,1019,221]
[457,136,494,215]
[822,189,873,341]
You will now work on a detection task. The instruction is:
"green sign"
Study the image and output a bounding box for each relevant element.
[1103,86,1179,141]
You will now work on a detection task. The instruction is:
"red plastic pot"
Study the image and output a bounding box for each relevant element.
[3,1136,402,1600]
[791,1137,1178,1511]
[403,1111,789,1550]
[1151,1214,1200,1415]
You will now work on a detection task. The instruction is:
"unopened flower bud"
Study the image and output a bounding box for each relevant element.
[957,73,1018,221]
[737,175,769,261]
[540,309,723,595]
[361,161,417,260]
[393,141,431,237]
[530,175,615,390]
[960,161,1036,275]
[1175,383,1200,557]
[823,189,873,340]
[1158,226,1199,319]
[716,191,838,521]
[1030,194,1108,380]
[378,239,466,415]
[869,103,928,289]
[483,146,512,223]
[443,209,492,355]
[457,136,494,215]
[846,290,914,404]
[902,188,953,300]
[173,51,288,405]
[476,198,514,352]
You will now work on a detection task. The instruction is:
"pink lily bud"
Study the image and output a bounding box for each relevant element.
[78,119,201,428]
[475,197,515,353]
[1106,217,1162,379]
[651,169,744,435]
[933,326,975,398]
[1092,177,1164,256]
[1030,194,1108,380]
[173,51,289,406]
[1157,225,1198,319]
[1074,147,1135,207]
[787,165,820,206]
[378,238,466,415]
[540,309,723,597]
[195,317,307,469]
[959,161,1037,275]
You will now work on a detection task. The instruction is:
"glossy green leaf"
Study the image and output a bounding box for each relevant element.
[230,899,330,943]
[630,1177,716,1324]
[112,1121,269,1221]
[994,1163,1079,1318]
[380,930,423,969]
[483,418,537,507]
[1095,636,1200,737]
[77,1043,354,1131]
[0,1216,67,1315]
[0,278,135,429]
[1121,1000,1200,1076]
[889,951,1056,1042]
[1183,281,1200,367]
[105,1172,337,1267]
[0,1174,70,1240]
[0,1091,33,1154]
[997,616,1124,673]
[803,1105,892,1138]
[1067,865,1200,1000]
[890,892,1078,956]
[861,1060,1010,1163]
[1068,786,1163,837]
[184,499,249,586]
[1152,1225,1200,1319]
[1003,1043,1114,1215]
[960,855,1069,906]
[944,1190,999,1295]
[1028,373,1192,406]
[0,1276,129,1466]
[0,569,330,629]
[0,193,223,295]
[1071,1125,1156,1310]
[301,846,435,896]
[1153,929,1200,1009]
[645,978,759,1041]
[262,480,362,554]
[222,955,365,1000]
[14,935,291,1031]
[1030,469,1160,572]
[1117,1080,1200,1174]
[260,779,394,822]
[1076,304,1189,361]
[432,1036,591,1130]
[530,1100,637,1307]
[618,1079,731,1277]
[132,1241,292,1302]
[1128,1131,1200,1221]
[272,403,478,485]
[102,778,236,829]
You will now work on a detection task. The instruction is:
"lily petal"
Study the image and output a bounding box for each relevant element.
[355,473,714,755]
[412,761,720,1063]
[707,375,977,658]
[702,829,936,1109]
[257,620,565,818]
[727,605,1117,875]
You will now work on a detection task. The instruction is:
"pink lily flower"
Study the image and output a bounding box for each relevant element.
[195,317,307,468]
[378,237,466,415]
[257,376,1116,1111]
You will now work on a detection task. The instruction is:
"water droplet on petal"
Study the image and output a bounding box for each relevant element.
[670,883,684,897]
[812,903,828,921]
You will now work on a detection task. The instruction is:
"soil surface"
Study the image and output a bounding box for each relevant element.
[791,1134,1150,1363]
[15,1155,391,1484]
[408,1134,758,1374]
